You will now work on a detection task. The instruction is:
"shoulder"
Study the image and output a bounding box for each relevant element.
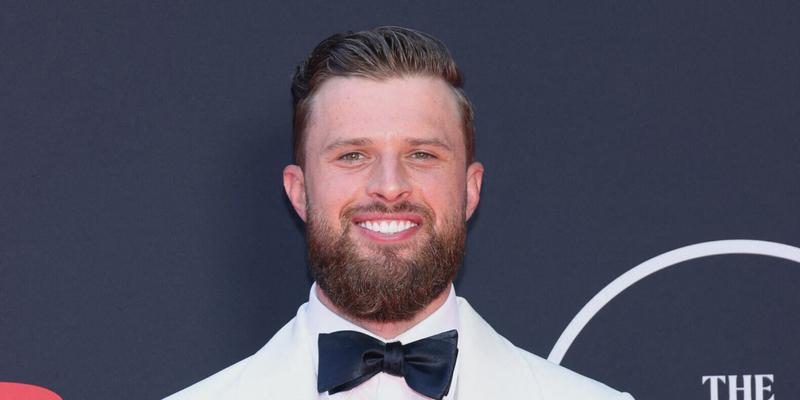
[455,297,634,400]
[163,308,318,400]
[163,357,250,400]
[515,348,634,400]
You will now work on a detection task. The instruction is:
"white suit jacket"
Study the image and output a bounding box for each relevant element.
[165,297,634,400]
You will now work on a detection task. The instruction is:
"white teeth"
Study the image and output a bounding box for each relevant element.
[358,220,418,234]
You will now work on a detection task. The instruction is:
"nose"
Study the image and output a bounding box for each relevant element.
[366,155,411,202]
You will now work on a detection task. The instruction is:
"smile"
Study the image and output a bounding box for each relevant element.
[357,220,418,234]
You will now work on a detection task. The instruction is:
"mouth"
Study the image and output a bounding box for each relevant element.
[357,220,418,234]
[351,213,423,242]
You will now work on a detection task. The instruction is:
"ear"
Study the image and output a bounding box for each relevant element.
[283,164,307,222]
[465,161,484,221]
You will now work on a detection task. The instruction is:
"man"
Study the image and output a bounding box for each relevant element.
[166,26,634,400]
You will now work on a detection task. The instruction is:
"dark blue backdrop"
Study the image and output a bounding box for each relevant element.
[2,1,799,399]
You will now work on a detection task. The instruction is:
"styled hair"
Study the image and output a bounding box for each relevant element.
[290,26,475,166]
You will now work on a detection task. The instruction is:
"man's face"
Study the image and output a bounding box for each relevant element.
[284,75,483,321]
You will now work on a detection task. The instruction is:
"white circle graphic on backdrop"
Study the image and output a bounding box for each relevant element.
[547,239,800,364]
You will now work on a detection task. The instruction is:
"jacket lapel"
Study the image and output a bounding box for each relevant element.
[453,298,544,400]
[229,298,545,399]
[233,309,319,399]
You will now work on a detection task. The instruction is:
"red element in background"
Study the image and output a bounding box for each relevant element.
[0,382,62,400]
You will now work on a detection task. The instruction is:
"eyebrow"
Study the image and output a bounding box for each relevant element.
[324,138,373,153]
[323,136,453,152]
[405,137,452,151]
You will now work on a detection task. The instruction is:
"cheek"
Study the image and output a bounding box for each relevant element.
[412,170,467,222]
[309,170,365,220]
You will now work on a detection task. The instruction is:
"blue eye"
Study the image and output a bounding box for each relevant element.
[410,151,436,159]
[339,152,364,161]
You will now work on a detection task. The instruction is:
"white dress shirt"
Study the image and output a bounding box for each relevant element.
[305,283,461,400]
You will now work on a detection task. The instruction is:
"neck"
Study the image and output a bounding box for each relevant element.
[315,285,451,340]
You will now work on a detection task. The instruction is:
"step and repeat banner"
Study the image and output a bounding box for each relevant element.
[2,1,798,399]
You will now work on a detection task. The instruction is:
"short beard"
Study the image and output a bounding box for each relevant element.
[306,201,466,323]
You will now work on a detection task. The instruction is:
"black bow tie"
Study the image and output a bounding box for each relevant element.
[317,329,459,400]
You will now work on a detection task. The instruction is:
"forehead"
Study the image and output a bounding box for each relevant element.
[304,75,464,153]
